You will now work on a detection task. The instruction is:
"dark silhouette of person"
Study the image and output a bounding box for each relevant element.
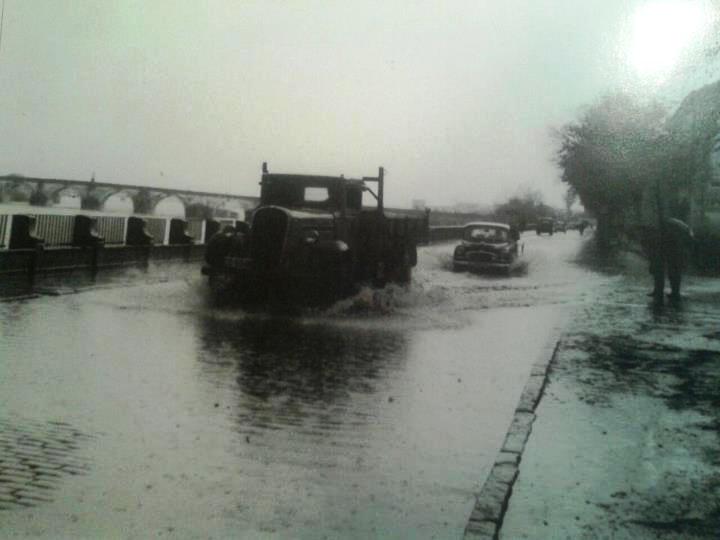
[643,219,693,301]
[639,180,693,302]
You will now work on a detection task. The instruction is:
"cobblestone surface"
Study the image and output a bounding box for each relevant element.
[0,417,94,510]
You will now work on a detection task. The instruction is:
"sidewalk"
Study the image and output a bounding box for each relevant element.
[473,248,720,539]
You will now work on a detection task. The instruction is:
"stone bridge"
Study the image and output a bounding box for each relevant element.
[0,175,259,218]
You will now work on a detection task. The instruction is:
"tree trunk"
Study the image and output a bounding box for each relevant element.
[595,214,612,250]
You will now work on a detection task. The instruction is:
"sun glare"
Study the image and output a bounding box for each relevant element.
[628,1,708,79]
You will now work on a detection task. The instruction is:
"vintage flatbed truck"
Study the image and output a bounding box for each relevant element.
[202,164,428,304]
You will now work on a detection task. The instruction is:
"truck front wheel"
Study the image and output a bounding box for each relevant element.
[394,246,414,284]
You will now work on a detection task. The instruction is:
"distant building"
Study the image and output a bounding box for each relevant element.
[665,79,720,270]
[667,79,720,235]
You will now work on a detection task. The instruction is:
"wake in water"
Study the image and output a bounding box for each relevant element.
[96,236,596,335]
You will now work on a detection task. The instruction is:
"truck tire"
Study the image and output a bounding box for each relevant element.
[207,271,235,301]
[395,246,413,284]
[409,244,418,267]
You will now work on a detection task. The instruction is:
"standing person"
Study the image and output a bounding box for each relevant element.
[662,218,694,300]
[639,179,693,302]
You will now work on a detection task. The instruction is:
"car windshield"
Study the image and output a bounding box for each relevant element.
[465,226,508,243]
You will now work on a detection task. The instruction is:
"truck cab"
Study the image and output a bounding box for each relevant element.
[259,173,366,214]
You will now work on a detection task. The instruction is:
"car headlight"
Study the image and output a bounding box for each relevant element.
[454,245,466,257]
[302,229,320,245]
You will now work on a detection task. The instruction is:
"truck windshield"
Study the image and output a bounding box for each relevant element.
[304,187,330,203]
[262,180,337,209]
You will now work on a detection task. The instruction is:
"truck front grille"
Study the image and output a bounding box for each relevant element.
[250,208,289,270]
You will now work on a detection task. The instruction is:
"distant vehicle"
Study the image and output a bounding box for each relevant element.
[555,220,567,233]
[202,164,428,305]
[452,222,520,274]
[536,218,554,235]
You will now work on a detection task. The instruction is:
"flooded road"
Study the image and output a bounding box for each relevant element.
[0,232,602,538]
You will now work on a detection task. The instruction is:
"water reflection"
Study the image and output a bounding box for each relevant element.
[195,315,408,435]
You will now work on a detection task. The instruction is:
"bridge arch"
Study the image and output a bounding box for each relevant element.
[103,191,135,214]
[6,180,36,203]
[52,185,85,209]
[153,194,187,217]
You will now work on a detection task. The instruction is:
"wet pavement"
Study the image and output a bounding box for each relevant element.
[1,231,602,538]
[501,246,720,539]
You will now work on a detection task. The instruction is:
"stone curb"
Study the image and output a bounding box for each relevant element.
[0,293,41,302]
[464,340,561,539]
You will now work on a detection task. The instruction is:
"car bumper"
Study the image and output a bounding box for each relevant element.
[453,259,512,271]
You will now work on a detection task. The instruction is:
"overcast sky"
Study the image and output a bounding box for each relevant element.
[1,1,718,208]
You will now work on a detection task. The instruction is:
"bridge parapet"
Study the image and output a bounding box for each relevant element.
[0,176,259,218]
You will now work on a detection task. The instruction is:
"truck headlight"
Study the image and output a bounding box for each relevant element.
[303,230,320,245]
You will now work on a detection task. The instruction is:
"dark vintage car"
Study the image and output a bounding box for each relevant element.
[452,222,520,274]
[536,218,555,235]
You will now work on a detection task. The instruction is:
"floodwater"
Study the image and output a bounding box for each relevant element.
[0,232,600,539]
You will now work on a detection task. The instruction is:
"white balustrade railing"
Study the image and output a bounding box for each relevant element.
[187,219,204,242]
[96,216,127,245]
[0,212,247,250]
[34,214,75,246]
[0,215,8,248]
